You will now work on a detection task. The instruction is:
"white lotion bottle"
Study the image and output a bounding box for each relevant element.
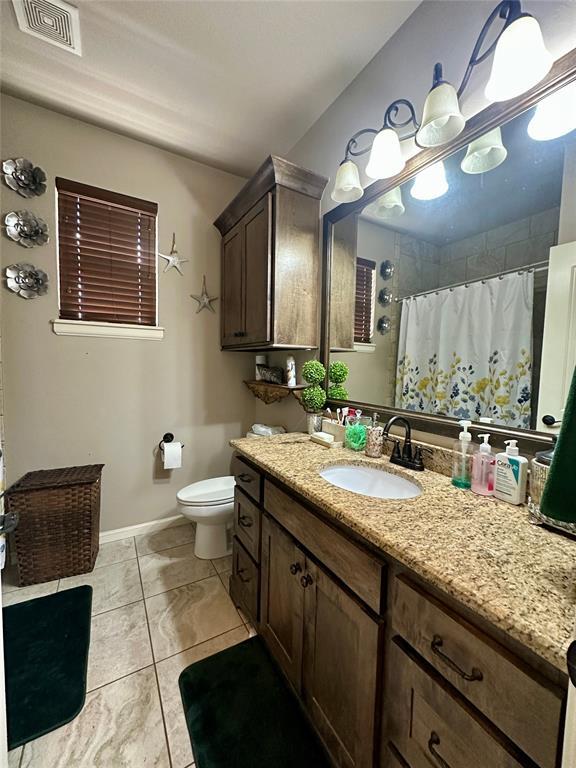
[494,439,529,505]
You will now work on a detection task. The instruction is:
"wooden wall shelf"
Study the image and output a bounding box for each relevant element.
[244,380,307,406]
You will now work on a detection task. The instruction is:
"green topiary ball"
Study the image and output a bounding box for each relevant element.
[301,360,326,386]
[328,383,348,400]
[301,385,326,413]
[329,360,349,384]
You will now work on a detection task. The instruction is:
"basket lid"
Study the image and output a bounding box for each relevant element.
[7,464,104,493]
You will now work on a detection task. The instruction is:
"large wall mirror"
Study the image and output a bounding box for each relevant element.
[324,55,576,444]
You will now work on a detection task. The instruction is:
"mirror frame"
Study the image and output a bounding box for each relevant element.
[321,48,576,453]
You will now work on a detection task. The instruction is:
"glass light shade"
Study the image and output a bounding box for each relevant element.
[365,128,405,180]
[416,82,466,147]
[528,82,576,141]
[461,127,508,174]
[485,15,553,102]
[375,186,405,218]
[331,160,363,203]
[411,161,448,201]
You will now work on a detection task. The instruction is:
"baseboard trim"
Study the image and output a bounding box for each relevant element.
[100,514,189,544]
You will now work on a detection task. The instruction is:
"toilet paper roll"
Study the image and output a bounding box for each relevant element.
[163,441,182,470]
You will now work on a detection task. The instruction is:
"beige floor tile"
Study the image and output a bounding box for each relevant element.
[211,555,232,574]
[146,576,243,661]
[217,569,231,594]
[20,668,170,768]
[156,626,248,768]
[8,746,22,767]
[87,601,153,691]
[59,559,142,615]
[135,523,195,556]
[139,543,215,598]
[2,579,59,607]
[95,537,136,569]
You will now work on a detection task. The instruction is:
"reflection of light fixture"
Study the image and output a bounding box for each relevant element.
[365,128,405,180]
[411,161,448,200]
[331,160,363,203]
[417,64,465,147]
[485,14,552,102]
[527,82,576,141]
[374,187,405,218]
[461,127,507,174]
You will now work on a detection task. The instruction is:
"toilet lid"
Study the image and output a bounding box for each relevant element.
[177,475,235,506]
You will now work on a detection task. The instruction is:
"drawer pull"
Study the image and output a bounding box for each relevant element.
[237,473,253,483]
[289,562,302,575]
[431,635,483,682]
[238,514,253,528]
[237,567,251,584]
[428,732,451,768]
[300,574,313,588]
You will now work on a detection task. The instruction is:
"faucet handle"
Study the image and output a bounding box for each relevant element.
[385,437,402,461]
[412,445,425,471]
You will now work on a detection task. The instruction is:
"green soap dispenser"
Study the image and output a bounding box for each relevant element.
[452,420,473,489]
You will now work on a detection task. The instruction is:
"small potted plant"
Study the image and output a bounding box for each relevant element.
[328,360,349,401]
[301,360,326,433]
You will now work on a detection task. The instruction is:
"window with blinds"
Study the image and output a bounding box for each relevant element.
[354,258,376,344]
[56,178,158,326]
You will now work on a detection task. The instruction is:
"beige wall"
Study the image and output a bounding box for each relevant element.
[0,94,256,531]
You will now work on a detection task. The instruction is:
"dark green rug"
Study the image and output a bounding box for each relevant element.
[179,635,331,768]
[3,585,92,749]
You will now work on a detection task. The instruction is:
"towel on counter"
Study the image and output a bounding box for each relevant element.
[540,365,576,522]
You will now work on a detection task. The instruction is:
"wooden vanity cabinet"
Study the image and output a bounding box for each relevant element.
[214,155,328,350]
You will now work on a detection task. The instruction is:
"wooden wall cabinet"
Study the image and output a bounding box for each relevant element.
[214,156,328,350]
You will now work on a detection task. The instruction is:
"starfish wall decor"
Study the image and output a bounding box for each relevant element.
[191,275,218,313]
[159,232,189,274]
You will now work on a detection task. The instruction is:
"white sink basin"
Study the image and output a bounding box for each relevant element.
[319,464,421,500]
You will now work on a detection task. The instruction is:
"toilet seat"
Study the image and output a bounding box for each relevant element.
[177,476,235,507]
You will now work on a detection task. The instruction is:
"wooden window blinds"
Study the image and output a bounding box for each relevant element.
[56,178,158,325]
[354,258,376,344]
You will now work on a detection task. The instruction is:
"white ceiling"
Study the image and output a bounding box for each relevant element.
[0,0,420,177]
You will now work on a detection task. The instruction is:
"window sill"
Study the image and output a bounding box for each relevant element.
[354,342,376,354]
[51,319,165,340]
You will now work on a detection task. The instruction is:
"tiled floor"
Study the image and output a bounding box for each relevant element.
[3,523,254,768]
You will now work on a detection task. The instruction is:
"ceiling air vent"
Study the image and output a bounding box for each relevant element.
[11,0,82,55]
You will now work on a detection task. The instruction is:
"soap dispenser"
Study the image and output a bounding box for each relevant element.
[494,439,528,505]
[471,434,495,496]
[451,420,473,489]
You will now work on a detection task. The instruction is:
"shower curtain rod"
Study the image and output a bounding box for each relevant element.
[395,260,549,302]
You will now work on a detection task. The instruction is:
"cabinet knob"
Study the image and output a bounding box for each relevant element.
[289,562,302,575]
[237,567,250,584]
[300,573,313,588]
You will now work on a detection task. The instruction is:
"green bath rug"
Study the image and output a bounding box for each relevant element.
[3,584,92,749]
[179,635,331,768]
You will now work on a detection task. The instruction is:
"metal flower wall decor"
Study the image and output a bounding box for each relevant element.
[5,210,49,248]
[5,263,48,299]
[2,158,47,198]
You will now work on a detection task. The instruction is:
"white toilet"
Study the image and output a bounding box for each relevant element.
[177,476,235,559]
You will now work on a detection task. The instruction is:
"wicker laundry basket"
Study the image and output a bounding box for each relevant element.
[5,464,104,586]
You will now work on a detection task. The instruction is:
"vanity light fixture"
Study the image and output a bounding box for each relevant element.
[411,161,449,201]
[527,81,576,141]
[374,186,405,218]
[416,64,465,148]
[330,0,554,202]
[461,126,508,174]
[331,159,364,203]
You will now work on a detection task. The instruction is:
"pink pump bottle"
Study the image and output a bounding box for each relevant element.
[471,433,495,496]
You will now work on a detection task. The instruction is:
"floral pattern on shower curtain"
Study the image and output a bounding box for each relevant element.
[395,272,534,429]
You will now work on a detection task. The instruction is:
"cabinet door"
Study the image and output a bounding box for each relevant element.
[302,560,382,768]
[243,194,272,345]
[221,223,244,346]
[260,514,305,692]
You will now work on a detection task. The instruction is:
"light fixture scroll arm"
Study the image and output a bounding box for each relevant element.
[457,0,523,98]
[383,98,420,139]
[343,128,379,160]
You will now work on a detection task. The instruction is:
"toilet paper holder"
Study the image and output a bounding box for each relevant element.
[159,433,185,453]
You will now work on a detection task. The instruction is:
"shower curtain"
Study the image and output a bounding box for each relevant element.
[395,272,534,429]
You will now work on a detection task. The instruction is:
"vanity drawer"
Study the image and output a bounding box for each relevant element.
[387,638,526,768]
[392,575,563,768]
[231,455,262,504]
[233,488,261,562]
[264,480,384,613]
[229,536,259,624]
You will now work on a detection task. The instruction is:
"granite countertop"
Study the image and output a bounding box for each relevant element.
[231,433,576,674]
